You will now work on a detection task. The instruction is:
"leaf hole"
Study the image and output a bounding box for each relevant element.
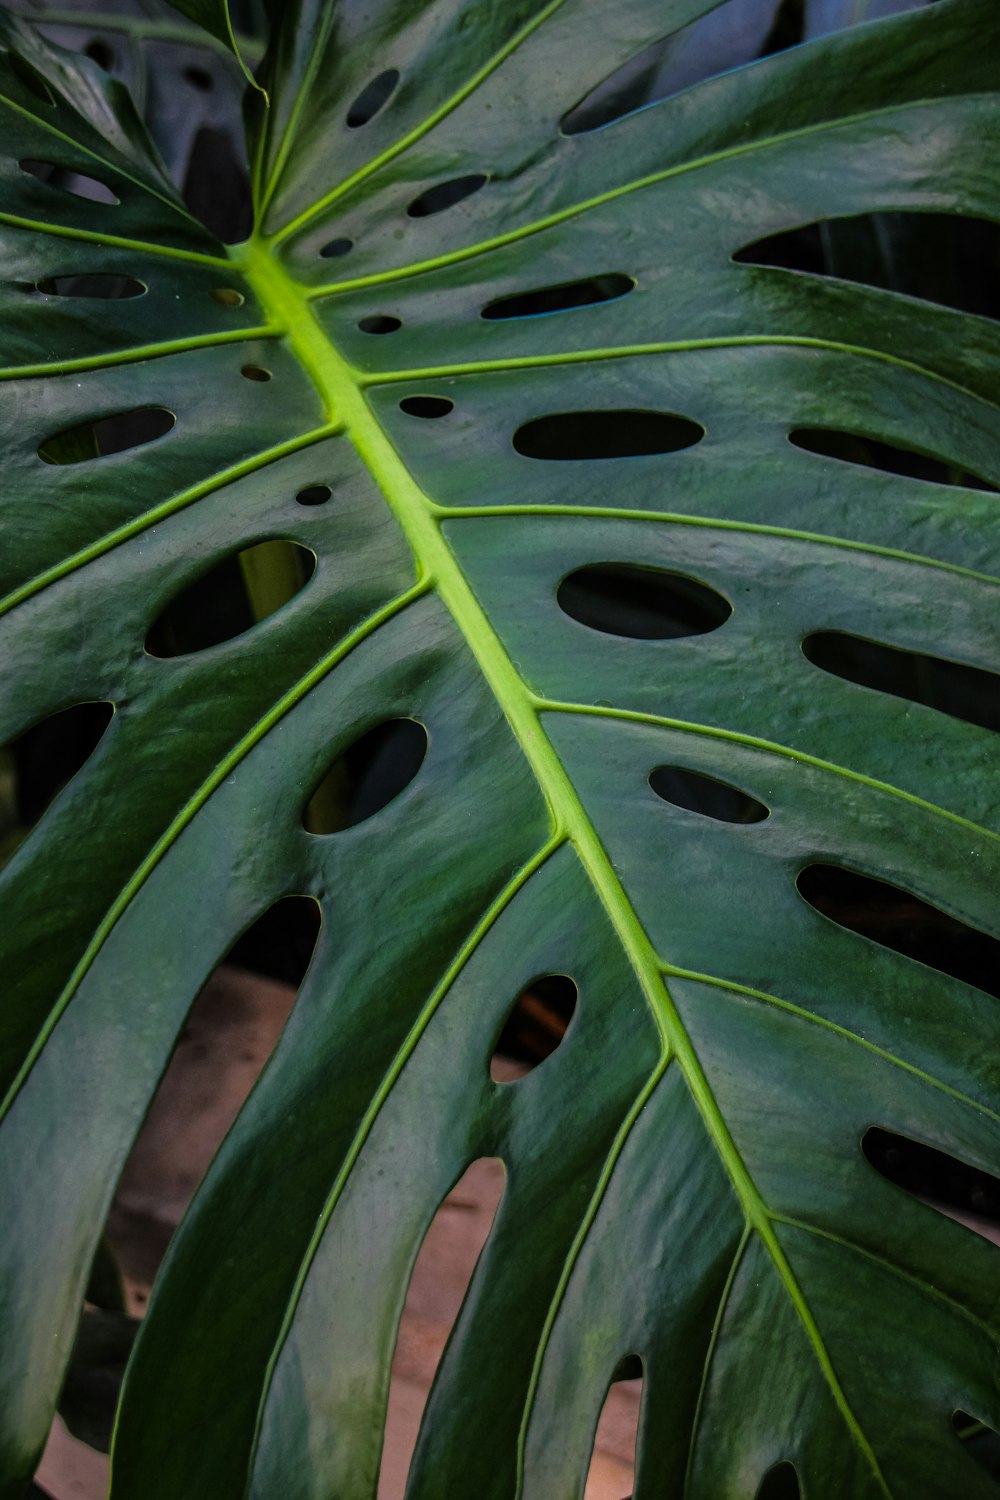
[378,1160,505,1499]
[8,51,56,105]
[20,158,119,205]
[514,409,704,460]
[33,274,145,300]
[183,66,214,92]
[802,631,1000,734]
[756,1461,802,1499]
[585,1356,644,1500]
[303,719,428,834]
[797,865,1000,1000]
[209,286,245,307]
[648,766,769,823]
[145,540,315,657]
[399,395,453,419]
[790,427,996,492]
[240,364,271,382]
[863,1129,1000,1245]
[491,974,578,1080]
[105,897,322,1313]
[84,39,115,71]
[319,237,353,259]
[38,407,175,465]
[406,173,488,219]
[482,273,636,321]
[346,67,400,127]
[557,564,731,640]
[358,314,402,334]
[733,213,1000,321]
[0,702,114,865]
[295,484,332,506]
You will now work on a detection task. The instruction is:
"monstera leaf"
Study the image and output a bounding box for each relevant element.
[2,2,1000,1496]
[5,0,264,187]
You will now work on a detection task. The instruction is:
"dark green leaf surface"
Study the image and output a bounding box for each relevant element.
[1,2,999,1496]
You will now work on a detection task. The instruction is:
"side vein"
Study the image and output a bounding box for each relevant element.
[659,964,1000,1128]
[0,420,339,620]
[535,700,1000,848]
[682,1224,752,1498]
[437,503,1000,586]
[242,834,565,1492]
[0,322,277,381]
[361,336,1000,415]
[0,579,431,1129]
[0,209,228,264]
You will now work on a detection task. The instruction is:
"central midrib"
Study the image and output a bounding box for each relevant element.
[234,232,889,1493]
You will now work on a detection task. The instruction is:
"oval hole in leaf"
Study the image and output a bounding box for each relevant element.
[84,39,115,71]
[1,702,114,862]
[399,395,453,419]
[320,237,353,259]
[145,540,314,657]
[863,1129,1000,1244]
[954,1412,1000,1480]
[733,212,1000,320]
[514,409,704,460]
[379,1159,505,1497]
[303,718,428,834]
[38,407,175,465]
[183,66,214,92]
[797,865,1000,1000]
[482,272,636,320]
[106,895,322,1316]
[295,484,332,506]
[359,314,401,334]
[407,173,488,218]
[20,158,119,205]
[210,286,244,307]
[585,1356,644,1499]
[803,631,1000,734]
[491,974,578,1080]
[346,68,400,127]
[8,52,55,105]
[790,428,996,492]
[756,1461,802,1499]
[558,564,731,640]
[649,766,769,823]
[34,274,145,300]
[241,364,271,382]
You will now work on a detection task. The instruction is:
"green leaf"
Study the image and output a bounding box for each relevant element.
[10,0,265,185]
[162,0,267,99]
[1,2,1000,1497]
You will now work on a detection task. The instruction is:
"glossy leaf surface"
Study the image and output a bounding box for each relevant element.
[1,2,999,1497]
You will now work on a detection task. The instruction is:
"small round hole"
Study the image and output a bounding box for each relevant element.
[85,39,115,71]
[358,314,401,335]
[320,238,353,259]
[296,484,332,506]
[184,66,214,92]
[399,395,453,419]
[210,287,244,307]
[241,365,271,382]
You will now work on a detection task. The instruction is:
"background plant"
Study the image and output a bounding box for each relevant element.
[2,1,1000,1497]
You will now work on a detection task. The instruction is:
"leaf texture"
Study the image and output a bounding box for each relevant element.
[1,2,999,1497]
